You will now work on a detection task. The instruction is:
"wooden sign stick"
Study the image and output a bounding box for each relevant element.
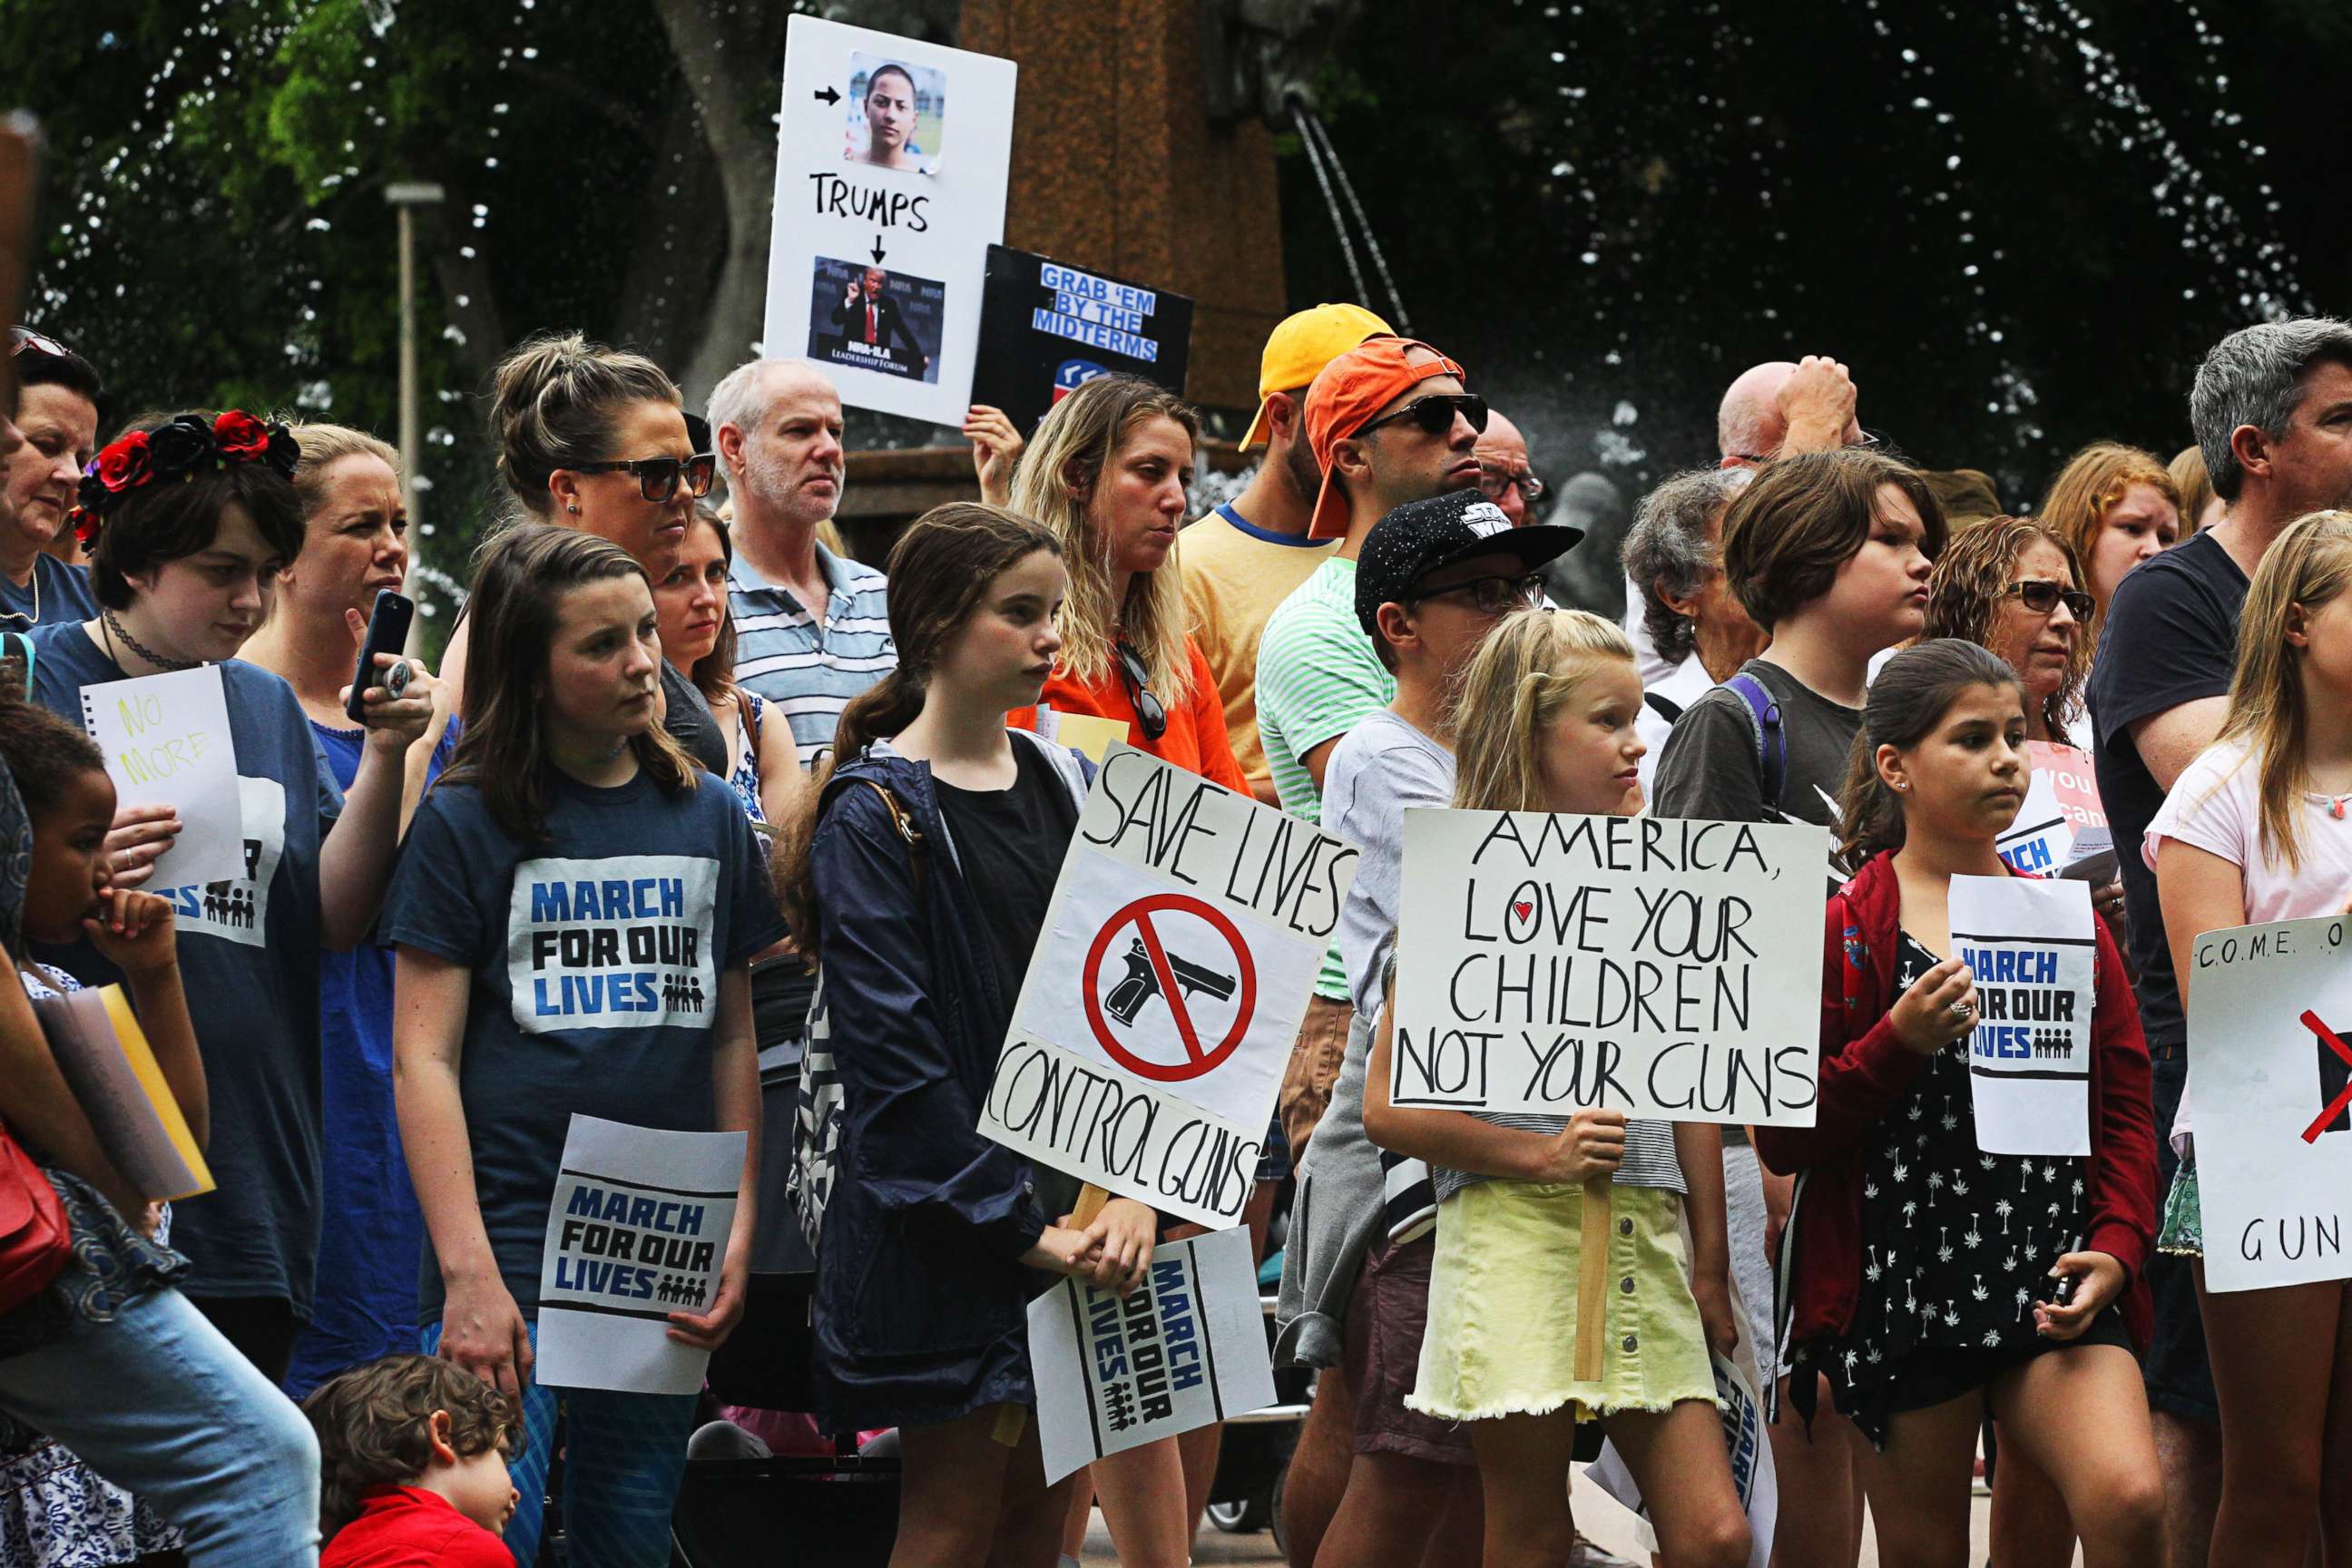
[1071,1183,1111,1228]
[1574,1174,1613,1383]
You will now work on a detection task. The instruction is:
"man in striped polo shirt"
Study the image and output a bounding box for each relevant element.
[709,357,896,768]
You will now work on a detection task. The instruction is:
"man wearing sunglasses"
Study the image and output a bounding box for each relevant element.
[0,327,100,628]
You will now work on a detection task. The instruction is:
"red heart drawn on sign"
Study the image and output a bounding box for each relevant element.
[1512,900,1534,923]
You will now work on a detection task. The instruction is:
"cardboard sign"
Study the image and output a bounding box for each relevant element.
[1950,876,2095,1157]
[33,984,211,1201]
[762,15,1016,426]
[1587,1347,1778,1568]
[1994,769,2073,877]
[79,665,243,887]
[2186,915,2352,1292]
[1034,707,1129,767]
[978,745,1358,1227]
[534,1115,746,1395]
[1387,810,1827,1125]
[2027,741,2107,833]
[970,243,1194,436]
[1028,1226,1275,1484]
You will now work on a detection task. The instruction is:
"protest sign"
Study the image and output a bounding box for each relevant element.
[1949,875,2094,1157]
[1028,1226,1274,1485]
[763,15,1015,426]
[1387,810,1826,1125]
[2186,914,2352,1292]
[534,1115,745,1395]
[33,984,211,1201]
[1994,769,2073,877]
[1587,1347,1778,1568]
[80,665,243,887]
[970,243,1195,435]
[2027,741,2106,834]
[978,744,1358,1227]
[1034,707,1129,766]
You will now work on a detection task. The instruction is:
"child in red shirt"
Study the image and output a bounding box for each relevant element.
[302,1354,521,1567]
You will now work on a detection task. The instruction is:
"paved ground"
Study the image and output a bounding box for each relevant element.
[1080,1478,2075,1565]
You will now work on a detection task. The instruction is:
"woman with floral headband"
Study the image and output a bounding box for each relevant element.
[24,410,435,1383]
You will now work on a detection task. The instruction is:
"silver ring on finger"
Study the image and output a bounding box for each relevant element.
[1949,999,1975,1021]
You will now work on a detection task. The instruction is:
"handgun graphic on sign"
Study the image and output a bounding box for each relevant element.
[1103,936,1237,1027]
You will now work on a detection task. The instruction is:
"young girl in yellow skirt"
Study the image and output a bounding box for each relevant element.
[1365,608,1751,1568]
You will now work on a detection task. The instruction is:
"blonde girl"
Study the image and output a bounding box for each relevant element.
[2148,510,2352,1566]
[1366,609,1750,1568]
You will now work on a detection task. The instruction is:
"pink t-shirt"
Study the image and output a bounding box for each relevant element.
[2143,736,2352,1150]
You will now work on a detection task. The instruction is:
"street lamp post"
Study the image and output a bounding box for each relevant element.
[384,181,445,652]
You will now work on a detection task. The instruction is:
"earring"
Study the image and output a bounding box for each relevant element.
[566,503,581,516]
[1896,780,1909,791]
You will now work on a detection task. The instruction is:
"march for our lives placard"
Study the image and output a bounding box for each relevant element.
[506,856,719,1033]
[1948,876,2094,1157]
[1389,810,1827,1125]
[2186,915,2352,1292]
[534,1115,745,1395]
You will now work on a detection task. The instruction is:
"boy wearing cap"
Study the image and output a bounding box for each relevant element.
[1277,489,1583,1568]
[1180,303,1388,808]
[1254,335,1485,1159]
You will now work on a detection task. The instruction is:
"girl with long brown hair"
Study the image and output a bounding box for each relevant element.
[386,524,781,1566]
[780,503,1156,1568]
[2146,510,2352,1566]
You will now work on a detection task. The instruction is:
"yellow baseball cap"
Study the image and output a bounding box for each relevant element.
[1239,302,1395,450]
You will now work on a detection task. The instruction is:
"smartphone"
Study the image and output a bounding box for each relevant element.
[347,589,415,723]
[2049,1272,2078,1308]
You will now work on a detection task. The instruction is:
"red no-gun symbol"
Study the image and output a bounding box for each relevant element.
[1082,894,1258,1083]
[2299,1010,2352,1144]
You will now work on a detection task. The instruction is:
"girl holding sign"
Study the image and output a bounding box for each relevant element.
[29,411,434,1384]
[779,504,1158,1568]
[387,524,782,1567]
[1364,609,1753,1568]
[1759,639,2162,1567]
[2147,511,2352,1566]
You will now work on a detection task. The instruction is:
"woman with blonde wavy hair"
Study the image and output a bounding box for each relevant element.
[1365,609,1750,1568]
[2147,510,2352,1568]
[2037,442,2183,619]
[1007,373,1247,797]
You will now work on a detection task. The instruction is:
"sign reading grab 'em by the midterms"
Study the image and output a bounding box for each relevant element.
[977,746,1358,1228]
[1389,810,1827,1125]
[763,15,1016,426]
[2187,914,2352,1293]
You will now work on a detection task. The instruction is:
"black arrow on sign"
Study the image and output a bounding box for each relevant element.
[870,234,887,264]
[813,86,841,106]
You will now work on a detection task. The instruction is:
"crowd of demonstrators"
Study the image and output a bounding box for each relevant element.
[0,279,2348,1568]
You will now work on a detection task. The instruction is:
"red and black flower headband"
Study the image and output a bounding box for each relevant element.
[69,410,302,545]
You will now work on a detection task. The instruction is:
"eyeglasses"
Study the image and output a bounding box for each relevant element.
[571,452,718,504]
[1113,642,1169,742]
[2003,578,2094,621]
[8,328,67,360]
[1356,393,1489,440]
[1409,573,1549,616]
[1475,464,1545,505]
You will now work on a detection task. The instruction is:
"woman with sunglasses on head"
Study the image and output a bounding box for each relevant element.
[24,410,435,1385]
[1006,373,1246,794]
[446,332,730,777]
[239,423,459,1400]
[0,328,102,624]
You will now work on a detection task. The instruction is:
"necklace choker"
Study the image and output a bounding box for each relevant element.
[102,610,201,673]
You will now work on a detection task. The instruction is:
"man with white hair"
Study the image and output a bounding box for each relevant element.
[707,357,895,768]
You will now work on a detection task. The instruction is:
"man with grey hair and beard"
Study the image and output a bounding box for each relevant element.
[2088,314,2352,1568]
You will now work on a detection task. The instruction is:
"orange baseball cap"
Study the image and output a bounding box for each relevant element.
[1304,336,1469,541]
[1239,302,1394,451]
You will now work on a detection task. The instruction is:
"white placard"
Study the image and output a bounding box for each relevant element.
[1388,810,1827,1125]
[762,15,1016,426]
[1950,876,2095,1157]
[2187,915,2352,1292]
[78,665,243,887]
[534,1114,746,1395]
[977,745,1358,1228]
[1994,769,2073,877]
[1028,1227,1275,1485]
[1587,1347,1777,1568]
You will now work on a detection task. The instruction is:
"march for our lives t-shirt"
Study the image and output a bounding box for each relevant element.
[28,622,342,1313]
[381,768,784,1321]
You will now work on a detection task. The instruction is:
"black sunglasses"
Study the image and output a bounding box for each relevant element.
[2004,578,2094,621]
[1113,642,1168,742]
[1409,573,1549,616]
[572,452,719,504]
[1357,392,1489,440]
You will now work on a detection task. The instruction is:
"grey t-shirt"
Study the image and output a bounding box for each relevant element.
[1322,709,1455,1021]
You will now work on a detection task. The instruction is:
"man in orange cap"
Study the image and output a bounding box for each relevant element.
[1182,302,1390,808]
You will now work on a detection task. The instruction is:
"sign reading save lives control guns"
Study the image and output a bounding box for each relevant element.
[762,15,1017,426]
[977,745,1359,1229]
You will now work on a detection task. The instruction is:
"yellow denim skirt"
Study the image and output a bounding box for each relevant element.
[1407,1179,1721,1423]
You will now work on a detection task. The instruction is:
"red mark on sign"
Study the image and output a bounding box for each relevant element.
[2299,1010,2352,1144]
[1512,900,1534,924]
[1081,894,1258,1083]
